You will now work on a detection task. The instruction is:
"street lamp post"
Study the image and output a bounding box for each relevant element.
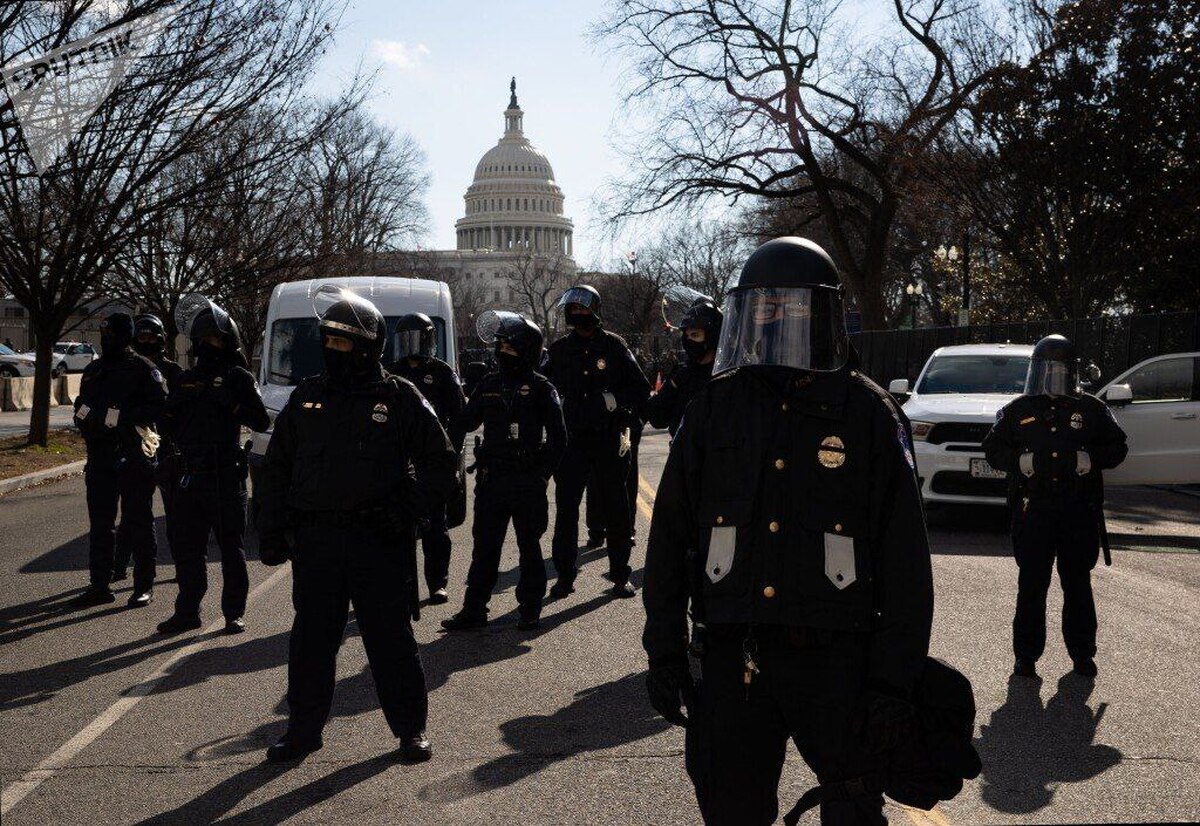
[936,239,970,327]
[905,282,924,329]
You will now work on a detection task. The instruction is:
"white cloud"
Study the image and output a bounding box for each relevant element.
[372,40,430,71]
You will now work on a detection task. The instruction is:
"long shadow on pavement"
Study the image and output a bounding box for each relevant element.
[18,516,172,574]
[975,672,1122,814]
[418,670,670,804]
[134,752,395,826]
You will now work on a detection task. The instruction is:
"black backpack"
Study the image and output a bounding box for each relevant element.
[784,657,982,824]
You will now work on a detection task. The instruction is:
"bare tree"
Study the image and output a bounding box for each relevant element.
[0,0,346,444]
[594,0,1004,329]
[503,251,572,333]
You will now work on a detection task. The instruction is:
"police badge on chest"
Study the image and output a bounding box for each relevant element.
[372,402,388,423]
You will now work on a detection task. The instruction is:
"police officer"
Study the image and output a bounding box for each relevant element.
[156,298,269,636]
[255,289,457,763]
[982,335,1127,679]
[645,298,723,436]
[71,312,166,608]
[643,238,934,826]
[111,314,184,584]
[388,312,466,604]
[544,285,650,598]
[441,311,566,631]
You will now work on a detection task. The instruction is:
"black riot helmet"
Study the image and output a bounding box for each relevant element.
[557,284,602,327]
[394,312,436,361]
[1025,334,1080,397]
[314,286,387,362]
[99,312,135,360]
[713,237,850,374]
[681,299,723,342]
[477,309,544,372]
[133,314,167,358]
[175,294,246,366]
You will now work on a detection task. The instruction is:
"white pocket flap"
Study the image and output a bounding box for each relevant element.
[705,526,736,583]
[824,533,856,590]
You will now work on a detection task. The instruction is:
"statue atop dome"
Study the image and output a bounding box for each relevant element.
[508,76,519,110]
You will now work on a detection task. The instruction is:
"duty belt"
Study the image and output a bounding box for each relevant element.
[294,507,388,528]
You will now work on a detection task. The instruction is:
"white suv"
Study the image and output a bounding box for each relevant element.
[889,344,1033,505]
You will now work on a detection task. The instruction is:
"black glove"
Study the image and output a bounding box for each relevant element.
[646,659,696,728]
[258,533,291,566]
[853,687,915,755]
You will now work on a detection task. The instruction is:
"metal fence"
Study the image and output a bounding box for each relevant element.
[851,311,1200,387]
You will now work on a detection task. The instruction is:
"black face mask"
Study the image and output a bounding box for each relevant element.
[133,340,164,360]
[496,349,524,374]
[324,347,374,386]
[194,340,227,366]
[100,334,129,361]
[566,312,596,332]
[681,336,710,365]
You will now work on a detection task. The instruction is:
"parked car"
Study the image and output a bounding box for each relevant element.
[888,343,1034,505]
[49,341,98,372]
[1095,352,1200,486]
[0,342,38,378]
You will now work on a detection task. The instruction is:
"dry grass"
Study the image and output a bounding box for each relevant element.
[0,428,87,481]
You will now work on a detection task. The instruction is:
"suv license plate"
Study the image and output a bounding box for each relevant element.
[970,458,1007,479]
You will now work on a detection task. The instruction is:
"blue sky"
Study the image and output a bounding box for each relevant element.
[309,0,628,268]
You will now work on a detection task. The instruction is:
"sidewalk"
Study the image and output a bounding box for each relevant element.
[0,408,75,438]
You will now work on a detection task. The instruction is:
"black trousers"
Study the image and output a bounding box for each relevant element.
[85,458,157,592]
[169,466,249,620]
[585,433,640,542]
[687,627,885,826]
[286,521,428,743]
[463,470,549,619]
[552,427,633,584]
[419,506,451,594]
[1012,501,1100,662]
[115,452,178,577]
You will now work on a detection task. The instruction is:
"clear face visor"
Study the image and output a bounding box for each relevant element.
[394,329,429,359]
[713,286,849,374]
[476,309,526,345]
[175,293,233,339]
[556,287,597,311]
[1025,358,1079,396]
[661,284,714,330]
[312,284,381,343]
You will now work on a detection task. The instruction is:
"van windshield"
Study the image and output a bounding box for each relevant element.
[266,316,448,386]
[916,355,1030,395]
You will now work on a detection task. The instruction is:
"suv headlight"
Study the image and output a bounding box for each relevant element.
[910,420,935,441]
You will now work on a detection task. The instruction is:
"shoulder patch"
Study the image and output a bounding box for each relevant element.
[151,368,163,384]
[896,421,915,469]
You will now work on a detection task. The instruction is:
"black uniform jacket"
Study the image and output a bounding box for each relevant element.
[982,393,1128,506]
[543,328,650,433]
[450,369,567,480]
[644,361,714,435]
[165,362,270,460]
[643,365,935,696]
[256,367,458,539]
[393,357,466,430]
[74,352,167,464]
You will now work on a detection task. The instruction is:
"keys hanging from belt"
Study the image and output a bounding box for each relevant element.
[742,635,760,699]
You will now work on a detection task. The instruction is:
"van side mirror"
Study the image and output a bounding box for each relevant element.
[888,379,910,398]
[1104,384,1133,406]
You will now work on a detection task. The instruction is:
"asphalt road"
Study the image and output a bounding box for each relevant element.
[0,408,75,438]
[1,429,1197,825]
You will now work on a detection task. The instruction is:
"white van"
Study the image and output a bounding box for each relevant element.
[249,276,457,470]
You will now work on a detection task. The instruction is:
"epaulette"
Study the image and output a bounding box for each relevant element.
[851,369,904,422]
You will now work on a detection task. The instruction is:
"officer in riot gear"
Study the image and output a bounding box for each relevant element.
[110,314,184,584]
[156,297,269,635]
[256,287,457,764]
[983,334,1127,679]
[645,297,723,436]
[643,237,935,826]
[441,311,566,631]
[388,312,466,604]
[543,285,650,599]
[72,312,167,608]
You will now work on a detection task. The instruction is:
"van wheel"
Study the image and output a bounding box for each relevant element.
[0,365,18,378]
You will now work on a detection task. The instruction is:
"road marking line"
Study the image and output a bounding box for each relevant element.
[638,474,657,502]
[0,564,292,817]
[635,493,655,522]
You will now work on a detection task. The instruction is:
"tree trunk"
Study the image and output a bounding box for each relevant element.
[28,322,63,447]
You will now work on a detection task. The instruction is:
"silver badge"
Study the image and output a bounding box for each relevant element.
[373,402,388,414]
[212,376,223,387]
[818,435,846,469]
[372,412,387,423]
[1070,412,1083,429]
[423,374,434,384]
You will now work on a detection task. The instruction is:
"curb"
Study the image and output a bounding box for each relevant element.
[0,459,86,497]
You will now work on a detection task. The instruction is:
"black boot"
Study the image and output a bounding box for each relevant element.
[517,614,541,631]
[157,614,202,635]
[1072,657,1097,677]
[127,590,153,609]
[265,735,322,763]
[225,617,246,634]
[1013,657,1038,678]
[398,732,432,763]
[548,579,574,600]
[428,587,449,605]
[440,610,487,631]
[71,586,116,608]
[609,580,636,599]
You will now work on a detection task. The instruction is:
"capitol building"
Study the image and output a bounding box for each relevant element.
[417,79,578,307]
